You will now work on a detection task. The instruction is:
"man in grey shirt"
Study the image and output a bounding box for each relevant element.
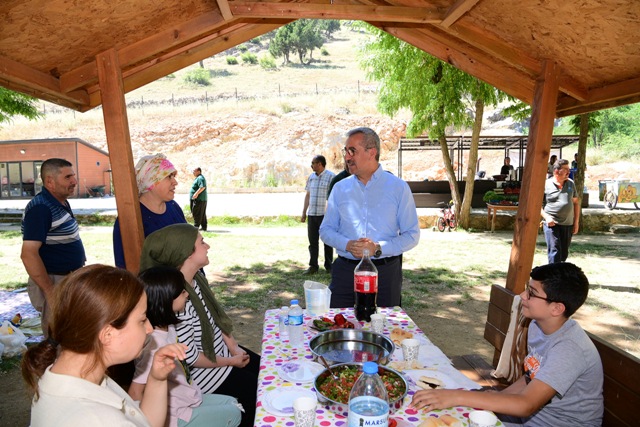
[541,159,580,263]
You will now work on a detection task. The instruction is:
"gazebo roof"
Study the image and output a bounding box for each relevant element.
[1,0,639,117]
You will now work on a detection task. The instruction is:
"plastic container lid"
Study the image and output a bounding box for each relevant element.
[363,361,378,374]
[291,299,299,305]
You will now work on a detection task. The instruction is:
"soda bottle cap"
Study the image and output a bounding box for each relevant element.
[363,361,378,374]
[291,299,299,305]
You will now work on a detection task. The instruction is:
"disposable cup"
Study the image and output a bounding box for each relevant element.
[293,396,317,427]
[401,338,420,362]
[468,410,498,427]
[370,313,384,333]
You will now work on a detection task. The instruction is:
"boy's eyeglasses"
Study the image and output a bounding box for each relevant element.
[524,283,555,303]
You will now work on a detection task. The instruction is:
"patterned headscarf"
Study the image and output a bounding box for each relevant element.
[135,154,176,195]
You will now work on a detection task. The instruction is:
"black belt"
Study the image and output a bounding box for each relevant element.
[339,255,399,266]
[48,270,75,276]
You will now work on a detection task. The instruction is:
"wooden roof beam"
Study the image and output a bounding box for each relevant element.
[86,23,286,108]
[556,76,640,117]
[216,0,234,21]
[60,11,232,94]
[440,0,481,28]
[0,55,89,107]
[229,1,444,23]
[380,25,535,104]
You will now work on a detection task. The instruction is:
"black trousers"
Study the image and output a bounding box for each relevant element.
[307,215,333,269]
[543,222,573,263]
[214,346,261,427]
[329,255,402,308]
[191,199,208,231]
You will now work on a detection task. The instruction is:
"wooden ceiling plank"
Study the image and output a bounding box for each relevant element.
[87,23,285,108]
[217,0,235,21]
[447,21,587,101]
[0,55,89,106]
[229,1,444,23]
[440,0,481,28]
[381,25,535,104]
[60,11,231,93]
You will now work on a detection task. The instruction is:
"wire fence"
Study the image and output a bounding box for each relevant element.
[40,81,379,115]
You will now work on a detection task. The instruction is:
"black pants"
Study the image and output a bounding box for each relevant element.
[307,215,333,270]
[191,199,208,231]
[214,346,260,427]
[543,222,573,263]
[329,255,402,308]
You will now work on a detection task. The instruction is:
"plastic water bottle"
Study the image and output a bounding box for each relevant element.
[348,362,389,427]
[279,306,289,339]
[287,299,304,346]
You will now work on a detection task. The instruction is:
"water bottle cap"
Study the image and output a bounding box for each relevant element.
[281,306,288,310]
[363,361,378,374]
[291,299,299,305]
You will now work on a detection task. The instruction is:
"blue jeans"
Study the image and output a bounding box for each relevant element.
[543,222,573,263]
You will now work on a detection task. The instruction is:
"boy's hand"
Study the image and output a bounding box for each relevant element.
[149,343,187,381]
[410,389,457,411]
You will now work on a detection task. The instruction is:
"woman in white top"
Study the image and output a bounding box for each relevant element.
[21,264,187,427]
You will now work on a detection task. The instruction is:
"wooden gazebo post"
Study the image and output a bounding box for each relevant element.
[96,49,144,273]
[505,60,560,294]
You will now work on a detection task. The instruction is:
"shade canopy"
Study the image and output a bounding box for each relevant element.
[1,0,639,117]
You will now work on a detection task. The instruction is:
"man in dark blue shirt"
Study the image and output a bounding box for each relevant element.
[21,158,86,337]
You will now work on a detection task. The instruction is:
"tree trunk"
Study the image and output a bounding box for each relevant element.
[458,98,484,229]
[438,133,462,215]
[199,60,204,68]
[575,113,589,231]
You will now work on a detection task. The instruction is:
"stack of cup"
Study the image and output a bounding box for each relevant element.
[293,396,317,427]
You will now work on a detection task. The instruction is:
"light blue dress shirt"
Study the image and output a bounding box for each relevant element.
[320,165,420,259]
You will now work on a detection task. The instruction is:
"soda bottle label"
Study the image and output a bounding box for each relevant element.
[355,274,378,293]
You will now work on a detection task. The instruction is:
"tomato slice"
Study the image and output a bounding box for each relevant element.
[389,419,398,427]
[334,313,347,325]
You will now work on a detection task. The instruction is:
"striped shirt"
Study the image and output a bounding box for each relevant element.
[305,169,335,216]
[176,278,232,394]
[21,187,86,273]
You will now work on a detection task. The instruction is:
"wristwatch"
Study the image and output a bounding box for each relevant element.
[374,243,382,258]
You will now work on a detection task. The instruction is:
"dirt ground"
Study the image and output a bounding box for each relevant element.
[1,231,638,427]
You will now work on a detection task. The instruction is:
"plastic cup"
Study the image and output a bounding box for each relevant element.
[293,396,317,427]
[401,338,420,362]
[370,313,384,333]
[468,410,498,427]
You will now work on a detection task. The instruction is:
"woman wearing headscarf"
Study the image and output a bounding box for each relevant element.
[139,224,260,427]
[113,154,187,268]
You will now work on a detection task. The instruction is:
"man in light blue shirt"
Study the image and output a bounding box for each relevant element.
[320,127,420,308]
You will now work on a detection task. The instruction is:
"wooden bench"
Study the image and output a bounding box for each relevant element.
[451,285,640,426]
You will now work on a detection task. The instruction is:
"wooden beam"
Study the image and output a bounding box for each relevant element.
[382,26,535,104]
[0,55,89,107]
[440,0,481,28]
[505,60,559,294]
[556,75,640,117]
[216,0,234,21]
[229,1,444,23]
[86,23,286,108]
[60,11,232,93]
[95,49,144,274]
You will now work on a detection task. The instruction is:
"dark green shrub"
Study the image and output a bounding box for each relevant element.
[226,56,238,65]
[183,68,211,86]
[241,52,258,65]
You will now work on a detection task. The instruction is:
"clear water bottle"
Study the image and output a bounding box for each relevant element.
[347,362,389,427]
[287,299,304,346]
[279,306,289,339]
